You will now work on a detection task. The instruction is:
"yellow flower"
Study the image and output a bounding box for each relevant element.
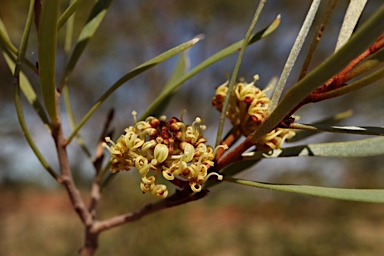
[104,113,226,198]
[212,74,295,150]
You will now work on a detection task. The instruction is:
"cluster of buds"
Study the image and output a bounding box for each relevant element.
[212,75,295,150]
[103,112,227,198]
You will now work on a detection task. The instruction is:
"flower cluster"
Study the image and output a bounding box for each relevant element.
[103,112,226,198]
[212,75,295,150]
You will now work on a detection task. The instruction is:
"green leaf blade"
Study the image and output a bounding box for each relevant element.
[38,0,61,124]
[290,110,353,142]
[225,178,384,203]
[140,15,280,121]
[1,19,51,129]
[249,137,384,159]
[251,5,384,143]
[145,51,189,118]
[335,0,368,51]
[67,36,202,144]
[269,0,321,111]
[61,0,113,88]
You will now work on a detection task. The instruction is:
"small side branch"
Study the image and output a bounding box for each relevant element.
[52,91,92,226]
[92,189,208,233]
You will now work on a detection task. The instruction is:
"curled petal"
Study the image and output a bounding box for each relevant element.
[151,184,168,198]
[162,170,175,180]
[141,140,157,154]
[125,132,144,149]
[181,142,194,163]
[190,182,202,193]
[142,175,156,185]
[136,121,150,130]
[204,172,223,182]
[154,144,169,163]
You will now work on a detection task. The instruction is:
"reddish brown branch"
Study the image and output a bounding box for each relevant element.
[92,188,208,233]
[88,109,115,217]
[215,136,254,172]
[315,35,384,93]
[51,91,94,255]
[53,119,92,227]
[215,127,242,161]
[78,230,99,256]
[279,35,384,123]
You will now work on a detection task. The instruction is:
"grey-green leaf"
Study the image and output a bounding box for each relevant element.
[0,19,50,129]
[335,0,367,51]
[142,51,189,119]
[269,0,321,111]
[246,137,384,159]
[66,36,202,144]
[38,0,60,124]
[141,15,281,121]
[251,5,384,144]
[292,123,384,136]
[290,110,352,142]
[225,177,384,203]
[61,0,112,89]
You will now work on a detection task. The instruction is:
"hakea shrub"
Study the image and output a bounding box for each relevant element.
[212,75,296,150]
[103,112,227,198]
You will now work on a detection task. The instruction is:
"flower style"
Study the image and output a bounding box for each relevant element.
[103,112,227,198]
[212,75,295,150]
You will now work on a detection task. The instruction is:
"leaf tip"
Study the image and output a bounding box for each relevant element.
[192,34,205,44]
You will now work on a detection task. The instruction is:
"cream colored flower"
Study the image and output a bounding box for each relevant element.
[212,74,295,150]
[104,113,226,198]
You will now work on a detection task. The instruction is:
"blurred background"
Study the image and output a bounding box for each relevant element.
[1,0,384,255]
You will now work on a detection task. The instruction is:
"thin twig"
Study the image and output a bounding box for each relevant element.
[51,92,92,226]
[89,109,115,216]
[92,189,209,233]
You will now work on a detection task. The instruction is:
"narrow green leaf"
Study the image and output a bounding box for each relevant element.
[216,0,266,147]
[208,125,383,188]
[38,0,60,124]
[64,0,77,53]
[290,110,352,142]
[251,5,384,144]
[2,51,51,130]
[318,66,384,100]
[269,0,321,111]
[245,137,384,159]
[225,177,384,203]
[335,0,367,51]
[165,52,189,89]
[346,48,384,81]
[1,12,50,130]
[140,14,280,122]
[61,0,93,160]
[58,0,89,29]
[298,0,338,80]
[14,81,59,181]
[13,0,58,181]
[60,0,113,89]
[146,52,189,118]
[291,123,384,136]
[0,19,38,74]
[67,36,202,144]
[62,85,92,159]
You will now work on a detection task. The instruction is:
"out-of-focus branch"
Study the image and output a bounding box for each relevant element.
[92,189,208,233]
[89,109,115,217]
[52,91,93,226]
